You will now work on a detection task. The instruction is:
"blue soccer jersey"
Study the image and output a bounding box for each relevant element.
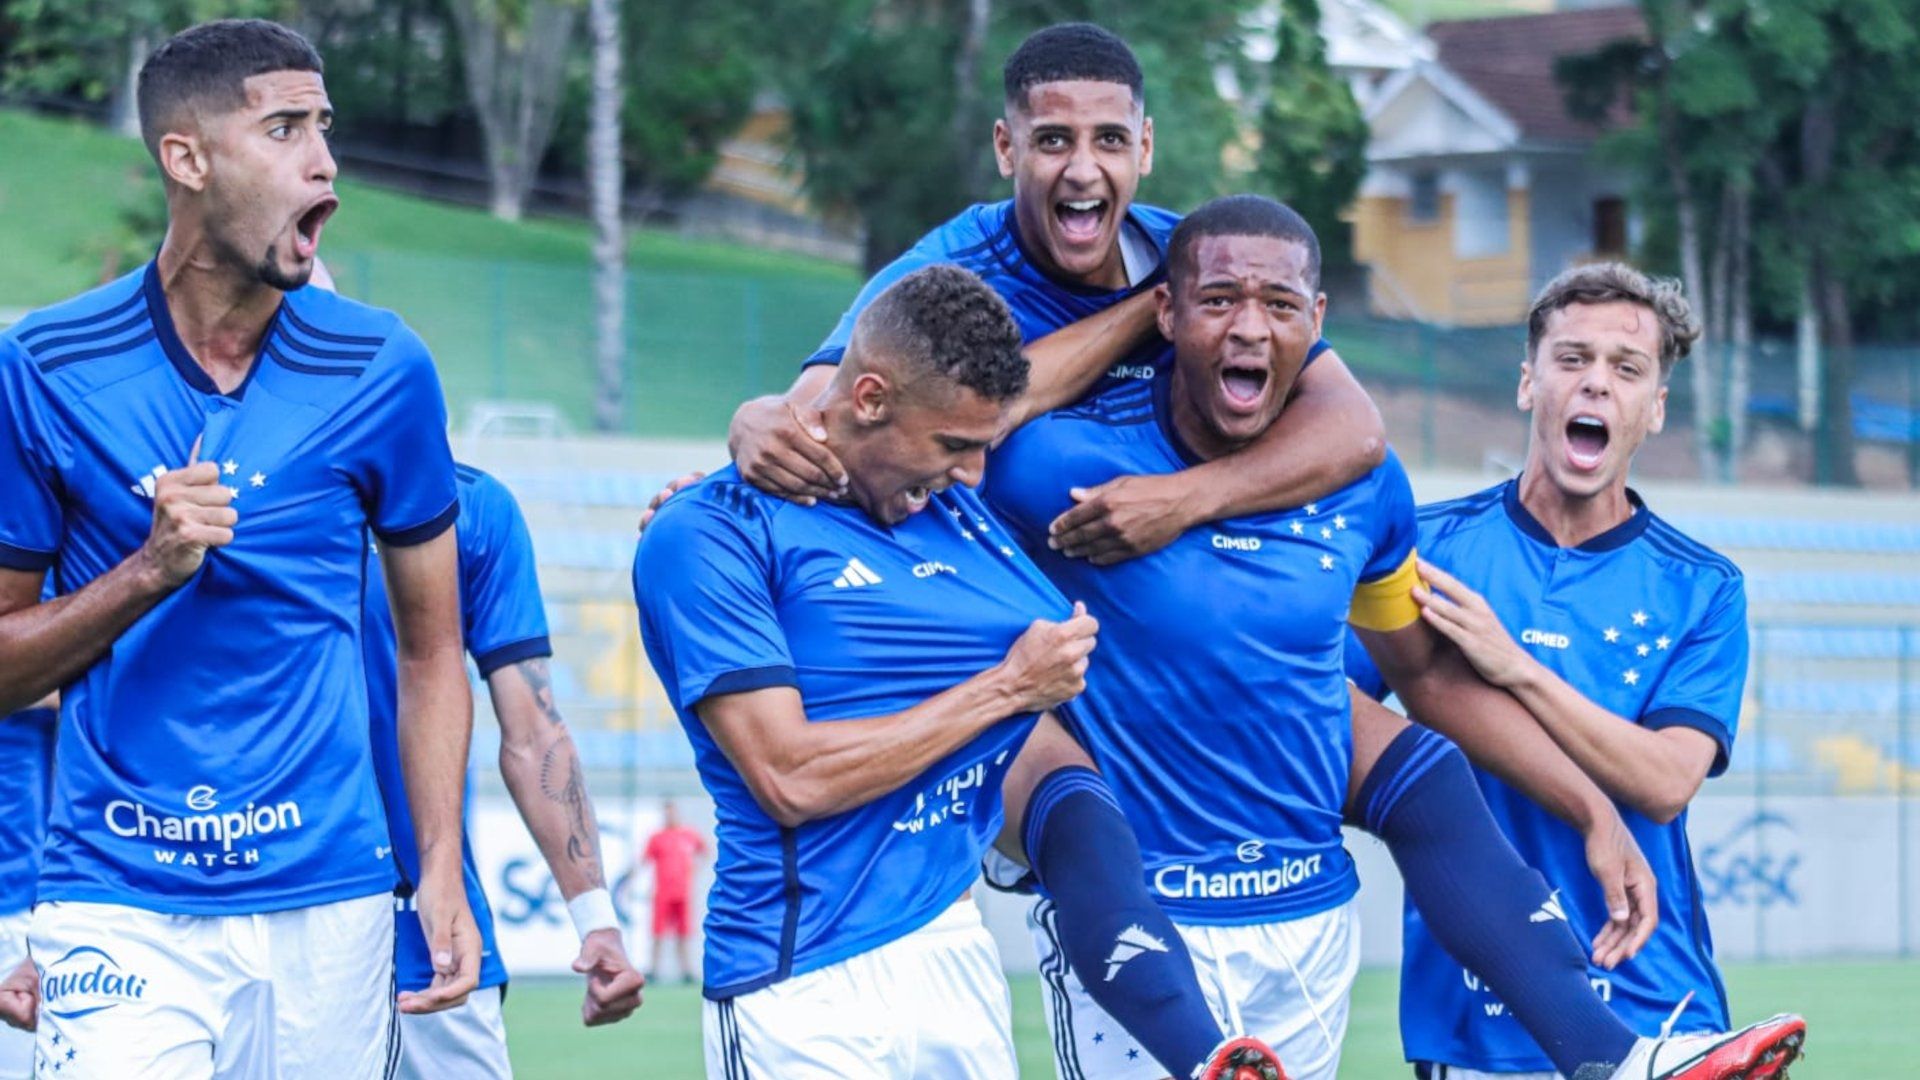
[635,467,1071,999]
[1354,479,1742,1071]
[804,200,1180,381]
[0,704,57,916]
[984,372,1419,926]
[0,263,458,915]
[367,464,550,993]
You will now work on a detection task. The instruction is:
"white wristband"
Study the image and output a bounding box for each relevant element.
[567,887,620,942]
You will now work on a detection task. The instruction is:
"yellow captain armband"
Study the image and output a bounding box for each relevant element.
[1349,549,1423,632]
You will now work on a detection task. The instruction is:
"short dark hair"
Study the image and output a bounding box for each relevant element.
[1167,194,1322,291]
[1526,262,1700,378]
[138,19,324,158]
[1002,23,1143,112]
[852,265,1029,403]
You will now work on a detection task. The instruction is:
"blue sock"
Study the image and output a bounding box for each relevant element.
[1356,726,1637,1078]
[1025,767,1225,1078]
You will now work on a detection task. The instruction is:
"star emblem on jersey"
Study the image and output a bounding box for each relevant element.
[249,471,267,488]
[1319,527,1333,540]
[1632,610,1649,627]
[1289,521,1304,536]
[1624,668,1640,686]
[1637,643,1651,657]
[832,557,883,588]
[1319,555,1335,571]
[1604,627,1620,643]
[1656,635,1672,650]
[999,545,1015,557]
[1304,503,1319,515]
[222,460,238,475]
[1103,924,1170,982]
[1333,514,1347,530]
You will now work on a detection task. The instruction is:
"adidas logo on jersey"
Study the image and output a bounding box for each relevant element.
[130,464,168,499]
[1531,890,1568,923]
[1103,924,1169,982]
[832,558,883,589]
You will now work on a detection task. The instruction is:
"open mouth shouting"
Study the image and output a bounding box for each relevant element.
[1219,360,1272,415]
[1565,413,1611,472]
[1054,197,1108,247]
[292,194,339,261]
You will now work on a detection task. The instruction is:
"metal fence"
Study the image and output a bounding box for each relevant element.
[324,250,1920,487]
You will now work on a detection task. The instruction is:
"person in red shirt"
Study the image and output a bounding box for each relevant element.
[640,802,708,983]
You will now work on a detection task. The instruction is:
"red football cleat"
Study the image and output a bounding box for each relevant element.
[1194,1035,1288,1080]
[1613,1012,1807,1079]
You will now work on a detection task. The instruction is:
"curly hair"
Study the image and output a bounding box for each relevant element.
[1002,23,1143,112]
[851,265,1029,403]
[138,20,324,160]
[1526,263,1701,378]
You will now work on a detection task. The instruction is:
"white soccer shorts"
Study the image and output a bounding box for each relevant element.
[703,898,1017,1079]
[0,910,33,1080]
[1029,897,1361,1080]
[396,984,509,1080]
[29,893,395,1079]
[1419,1067,1558,1080]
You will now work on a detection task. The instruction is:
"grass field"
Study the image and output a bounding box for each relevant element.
[501,961,1913,1077]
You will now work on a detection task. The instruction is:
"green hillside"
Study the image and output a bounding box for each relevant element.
[0,108,859,435]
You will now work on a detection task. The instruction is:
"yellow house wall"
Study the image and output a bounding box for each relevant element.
[1353,186,1535,325]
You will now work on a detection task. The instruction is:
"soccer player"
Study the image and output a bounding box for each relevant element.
[0,19,477,1076]
[983,196,1804,1080]
[635,265,1106,1077]
[1347,264,1804,1079]
[638,802,707,984]
[366,463,646,1077]
[0,682,56,1078]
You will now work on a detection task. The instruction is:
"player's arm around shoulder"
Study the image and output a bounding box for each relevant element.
[1046,346,1385,566]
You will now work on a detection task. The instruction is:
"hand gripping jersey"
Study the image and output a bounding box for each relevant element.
[1348,479,1743,1071]
[984,371,1421,926]
[0,264,458,914]
[635,467,1070,999]
[367,464,551,993]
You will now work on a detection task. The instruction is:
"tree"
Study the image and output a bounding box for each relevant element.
[586,0,622,431]
[1250,0,1368,267]
[3,1,287,135]
[445,0,578,221]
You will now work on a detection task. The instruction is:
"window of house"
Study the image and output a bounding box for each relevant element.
[1409,171,1440,224]
[1593,197,1627,255]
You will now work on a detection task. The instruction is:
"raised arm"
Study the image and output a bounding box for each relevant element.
[1414,559,1723,824]
[1047,348,1384,564]
[383,529,480,1015]
[699,605,1096,828]
[1356,615,1656,968]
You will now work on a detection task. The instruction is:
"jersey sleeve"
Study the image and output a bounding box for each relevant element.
[459,473,552,677]
[0,340,65,571]
[802,235,950,369]
[635,491,797,711]
[1349,451,1422,631]
[1641,572,1748,777]
[337,326,459,546]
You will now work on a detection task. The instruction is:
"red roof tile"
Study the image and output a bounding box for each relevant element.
[1427,5,1646,142]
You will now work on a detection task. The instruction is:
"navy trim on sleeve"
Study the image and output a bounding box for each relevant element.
[703,665,799,700]
[473,635,553,679]
[801,346,846,370]
[1307,337,1330,364]
[374,499,460,547]
[0,541,55,572]
[1644,706,1733,777]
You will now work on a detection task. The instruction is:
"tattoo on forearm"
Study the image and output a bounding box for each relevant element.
[519,658,606,889]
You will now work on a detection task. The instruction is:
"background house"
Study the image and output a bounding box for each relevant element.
[1351,4,1644,325]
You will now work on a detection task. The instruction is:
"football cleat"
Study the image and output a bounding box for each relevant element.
[1193,1035,1288,1080]
[1610,1012,1806,1079]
